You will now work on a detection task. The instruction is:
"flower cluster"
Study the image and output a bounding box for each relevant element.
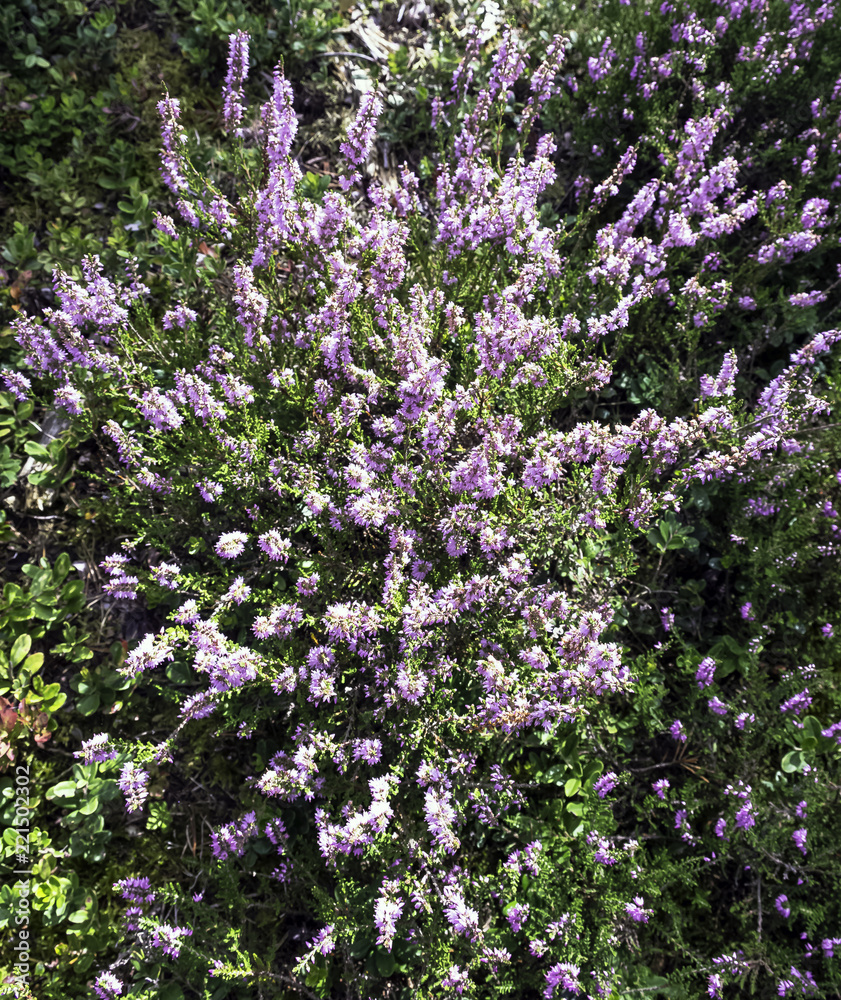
[24,5,841,998]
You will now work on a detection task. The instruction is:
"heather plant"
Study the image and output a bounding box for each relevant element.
[5,5,841,1000]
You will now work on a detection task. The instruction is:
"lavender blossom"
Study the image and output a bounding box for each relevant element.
[653,779,670,799]
[93,973,123,999]
[215,531,249,559]
[1,370,32,401]
[222,30,249,132]
[339,90,383,190]
[670,719,688,742]
[75,733,118,764]
[594,771,618,798]
[696,657,716,688]
[118,762,149,813]
[624,896,650,922]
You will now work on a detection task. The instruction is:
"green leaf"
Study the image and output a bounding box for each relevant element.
[10,634,31,669]
[375,948,396,977]
[781,750,806,773]
[582,759,605,784]
[76,692,101,716]
[166,661,192,684]
[46,781,78,800]
[23,440,51,459]
[564,777,582,797]
[21,652,44,675]
[53,552,71,585]
[801,716,822,741]
[348,931,375,959]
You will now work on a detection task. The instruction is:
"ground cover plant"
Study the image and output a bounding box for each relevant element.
[1,0,841,998]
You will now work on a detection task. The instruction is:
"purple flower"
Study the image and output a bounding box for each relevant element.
[157,95,189,194]
[374,881,404,951]
[624,896,649,923]
[150,562,181,590]
[699,350,738,400]
[652,778,670,799]
[735,802,755,830]
[353,738,382,765]
[215,531,248,559]
[118,762,149,813]
[75,733,118,764]
[212,811,257,860]
[113,876,155,903]
[258,529,291,562]
[544,962,582,998]
[660,607,674,631]
[154,213,178,238]
[442,885,478,938]
[162,304,197,330]
[442,965,470,994]
[221,576,252,605]
[696,657,716,688]
[222,30,250,132]
[792,828,807,855]
[506,902,530,932]
[775,894,791,918]
[93,973,123,999]
[708,696,728,716]
[198,479,223,502]
[54,383,85,415]
[594,771,618,798]
[714,818,727,838]
[780,689,812,716]
[821,623,833,637]
[424,787,459,854]
[150,923,193,959]
[708,973,723,998]
[339,90,383,187]
[670,719,688,742]
[1,370,32,401]
[297,572,320,597]
[740,602,754,620]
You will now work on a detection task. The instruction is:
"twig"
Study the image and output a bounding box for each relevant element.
[316,50,378,62]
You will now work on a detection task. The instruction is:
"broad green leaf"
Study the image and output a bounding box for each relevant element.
[23,440,50,459]
[564,777,582,797]
[10,634,31,669]
[375,949,396,977]
[76,692,101,716]
[781,750,806,773]
[46,781,78,800]
[52,552,71,585]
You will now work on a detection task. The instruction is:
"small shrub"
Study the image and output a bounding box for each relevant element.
[4,4,841,999]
